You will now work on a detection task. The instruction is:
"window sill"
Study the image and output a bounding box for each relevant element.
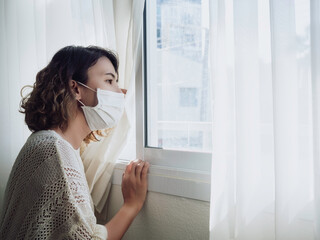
[112,159,211,202]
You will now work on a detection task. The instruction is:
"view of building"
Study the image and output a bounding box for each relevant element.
[147,0,212,152]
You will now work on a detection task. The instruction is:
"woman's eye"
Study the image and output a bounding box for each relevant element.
[106,79,113,84]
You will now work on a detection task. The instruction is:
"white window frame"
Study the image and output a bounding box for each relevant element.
[113,2,211,202]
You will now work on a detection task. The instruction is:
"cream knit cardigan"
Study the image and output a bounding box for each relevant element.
[0,130,108,239]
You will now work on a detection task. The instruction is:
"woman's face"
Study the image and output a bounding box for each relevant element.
[79,56,126,107]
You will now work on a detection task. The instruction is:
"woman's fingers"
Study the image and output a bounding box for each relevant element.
[130,162,137,179]
[135,161,145,181]
[141,162,149,182]
[121,159,150,213]
[124,159,149,182]
[131,159,141,175]
[125,161,133,173]
[125,159,140,174]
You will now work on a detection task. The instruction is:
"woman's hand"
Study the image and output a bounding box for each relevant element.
[121,159,149,214]
[105,160,149,239]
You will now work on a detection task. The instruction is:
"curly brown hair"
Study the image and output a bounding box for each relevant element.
[20,45,119,141]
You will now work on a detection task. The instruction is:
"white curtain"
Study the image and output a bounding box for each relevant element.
[0,0,144,219]
[209,0,320,239]
[80,0,145,219]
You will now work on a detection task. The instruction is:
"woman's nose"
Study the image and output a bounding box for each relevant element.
[121,88,127,95]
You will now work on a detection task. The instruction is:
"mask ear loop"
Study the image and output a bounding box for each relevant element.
[76,81,97,92]
[78,100,86,106]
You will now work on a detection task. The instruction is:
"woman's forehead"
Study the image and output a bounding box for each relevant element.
[88,57,117,77]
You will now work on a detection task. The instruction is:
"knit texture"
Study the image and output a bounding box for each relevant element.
[0,130,108,239]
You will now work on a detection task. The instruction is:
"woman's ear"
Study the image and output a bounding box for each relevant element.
[69,80,82,100]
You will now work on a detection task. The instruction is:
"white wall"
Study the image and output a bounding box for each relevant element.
[106,184,210,240]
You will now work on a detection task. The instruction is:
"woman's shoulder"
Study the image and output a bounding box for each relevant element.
[26,130,76,154]
[16,130,79,169]
[5,131,74,209]
[25,130,62,150]
[11,130,84,189]
[16,130,59,162]
[28,129,65,144]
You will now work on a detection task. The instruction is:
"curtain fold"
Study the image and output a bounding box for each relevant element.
[0,0,45,215]
[209,0,319,239]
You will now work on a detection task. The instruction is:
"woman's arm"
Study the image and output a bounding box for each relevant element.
[105,160,149,240]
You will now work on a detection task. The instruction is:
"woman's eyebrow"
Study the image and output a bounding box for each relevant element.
[105,72,116,79]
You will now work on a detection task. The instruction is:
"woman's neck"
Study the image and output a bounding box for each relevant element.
[52,112,90,150]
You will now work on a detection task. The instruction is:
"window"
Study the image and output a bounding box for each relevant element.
[143,0,212,168]
[117,0,211,201]
[179,88,198,107]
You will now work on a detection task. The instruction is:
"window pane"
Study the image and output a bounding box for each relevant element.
[146,0,211,152]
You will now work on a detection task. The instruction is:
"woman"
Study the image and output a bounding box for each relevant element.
[0,45,149,239]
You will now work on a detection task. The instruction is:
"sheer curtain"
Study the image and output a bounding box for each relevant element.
[80,0,145,218]
[0,0,101,216]
[0,0,144,218]
[209,0,320,239]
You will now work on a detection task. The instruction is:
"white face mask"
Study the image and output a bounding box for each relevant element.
[77,81,125,131]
